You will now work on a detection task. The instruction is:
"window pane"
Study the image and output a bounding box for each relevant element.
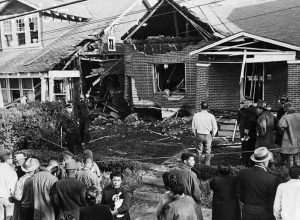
[16,19,25,32]
[22,79,33,89]
[3,20,12,33]
[17,33,25,45]
[54,80,65,94]
[29,17,39,43]
[9,79,19,89]
[4,34,13,47]
[0,79,7,88]
[11,90,20,100]
[1,90,8,103]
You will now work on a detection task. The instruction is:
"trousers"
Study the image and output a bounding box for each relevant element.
[195,134,212,165]
[0,198,14,220]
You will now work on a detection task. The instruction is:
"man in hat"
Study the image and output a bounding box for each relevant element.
[256,101,276,149]
[192,101,218,165]
[0,150,18,220]
[32,160,59,220]
[13,152,27,178]
[76,94,91,145]
[238,97,258,166]
[14,158,40,220]
[52,160,87,220]
[236,147,279,220]
[278,102,300,167]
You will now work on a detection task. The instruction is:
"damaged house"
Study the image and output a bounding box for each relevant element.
[122,0,240,116]
[0,0,153,110]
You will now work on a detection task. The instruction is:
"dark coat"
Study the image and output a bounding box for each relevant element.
[79,204,113,220]
[101,185,131,220]
[210,175,241,220]
[236,166,279,216]
[256,111,276,149]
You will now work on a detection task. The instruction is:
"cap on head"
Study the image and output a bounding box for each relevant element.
[21,158,40,173]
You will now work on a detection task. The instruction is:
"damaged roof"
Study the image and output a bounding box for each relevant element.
[0,0,148,74]
[122,0,240,40]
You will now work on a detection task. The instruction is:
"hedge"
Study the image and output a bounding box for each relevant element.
[0,102,78,152]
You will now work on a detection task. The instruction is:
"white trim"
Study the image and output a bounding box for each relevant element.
[190,32,300,55]
[48,70,80,78]
[196,63,210,67]
[287,60,300,64]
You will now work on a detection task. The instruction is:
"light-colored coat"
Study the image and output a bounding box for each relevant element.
[278,113,300,154]
[32,170,58,220]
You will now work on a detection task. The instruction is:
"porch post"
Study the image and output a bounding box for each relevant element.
[0,83,4,108]
[239,50,247,101]
[65,78,71,101]
[49,77,54,101]
[40,77,46,102]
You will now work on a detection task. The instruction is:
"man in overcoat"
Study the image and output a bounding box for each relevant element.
[278,103,300,167]
[236,147,279,220]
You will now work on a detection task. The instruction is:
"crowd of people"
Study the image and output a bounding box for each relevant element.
[0,150,130,220]
[157,150,300,220]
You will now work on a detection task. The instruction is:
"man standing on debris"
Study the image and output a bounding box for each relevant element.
[76,94,91,145]
[238,98,258,167]
[170,153,203,220]
[192,101,218,165]
[278,102,300,167]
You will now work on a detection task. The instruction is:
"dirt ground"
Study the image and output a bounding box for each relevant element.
[87,115,242,166]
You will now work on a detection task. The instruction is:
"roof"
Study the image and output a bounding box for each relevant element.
[0,0,149,74]
[212,0,300,47]
[190,32,300,55]
[122,0,240,40]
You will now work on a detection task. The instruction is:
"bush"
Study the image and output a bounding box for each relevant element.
[0,102,78,152]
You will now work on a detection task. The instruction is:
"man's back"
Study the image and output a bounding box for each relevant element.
[76,168,99,187]
[0,163,18,198]
[192,110,217,136]
[279,113,300,150]
[166,195,198,220]
[274,179,300,220]
[54,177,87,211]
[170,166,201,203]
[33,170,58,220]
[236,166,278,214]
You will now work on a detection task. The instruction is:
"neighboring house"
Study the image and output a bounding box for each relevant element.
[0,0,152,108]
[121,0,239,114]
[0,0,91,106]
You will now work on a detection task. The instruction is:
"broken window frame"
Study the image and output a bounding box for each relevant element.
[152,63,186,95]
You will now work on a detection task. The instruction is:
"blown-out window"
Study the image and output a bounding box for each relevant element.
[153,63,186,94]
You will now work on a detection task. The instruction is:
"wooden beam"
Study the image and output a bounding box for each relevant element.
[173,10,179,37]
[217,41,256,51]
[239,50,247,101]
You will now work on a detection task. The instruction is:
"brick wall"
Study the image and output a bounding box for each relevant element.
[124,43,199,109]
[195,64,209,112]
[206,63,240,111]
[288,62,300,112]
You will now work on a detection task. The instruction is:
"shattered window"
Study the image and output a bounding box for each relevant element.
[153,63,186,94]
[16,18,25,45]
[3,21,13,47]
[29,17,39,43]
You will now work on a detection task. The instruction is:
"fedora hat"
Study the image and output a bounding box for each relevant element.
[13,153,26,163]
[21,158,40,173]
[250,147,273,163]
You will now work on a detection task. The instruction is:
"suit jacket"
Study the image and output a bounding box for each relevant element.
[236,166,279,215]
[210,175,241,220]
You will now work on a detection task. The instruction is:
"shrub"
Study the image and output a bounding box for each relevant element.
[0,102,78,152]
